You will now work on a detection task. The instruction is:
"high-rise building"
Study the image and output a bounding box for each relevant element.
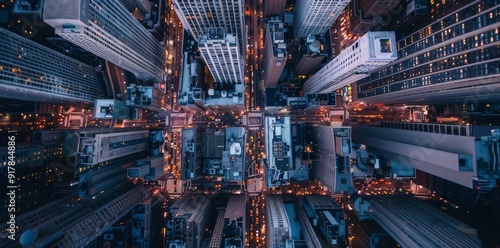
[304,195,346,245]
[131,197,153,248]
[354,196,482,248]
[294,35,330,77]
[199,28,244,84]
[168,193,210,248]
[223,195,246,248]
[304,31,397,94]
[305,126,354,193]
[43,0,165,81]
[0,184,149,248]
[0,130,72,222]
[350,0,401,34]
[265,195,294,248]
[173,0,246,52]
[357,0,500,104]
[118,0,152,14]
[351,123,499,189]
[128,156,167,180]
[264,0,286,18]
[69,129,150,176]
[264,17,287,88]
[210,210,226,248]
[78,163,128,198]
[126,84,169,112]
[0,28,105,104]
[294,0,350,40]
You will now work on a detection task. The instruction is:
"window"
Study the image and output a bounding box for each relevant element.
[379,39,392,53]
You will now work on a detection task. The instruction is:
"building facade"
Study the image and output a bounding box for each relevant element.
[352,123,499,189]
[294,0,350,40]
[173,0,245,52]
[168,193,210,248]
[304,31,397,94]
[43,0,165,81]
[0,185,149,248]
[0,28,105,104]
[71,129,150,176]
[305,126,354,193]
[223,195,246,248]
[367,196,482,248]
[350,0,401,34]
[266,195,294,248]
[118,0,152,14]
[357,0,500,104]
[264,17,287,88]
[264,0,286,18]
[294,35,329,77]
[199,29,244,84]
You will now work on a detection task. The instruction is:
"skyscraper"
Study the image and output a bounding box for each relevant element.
[199,28,244,84]
[355,196,482,248]
[350,0,401,34]
[351,123,499,189]
[264,17,287,88]
[173,0,246,52]
[223,195,246,248]
[265,195,293,248]
[0,184,149,248]
[264,0,286,18]
[118,0,152,14]
[305,126,354,193]
[304,31,397,94]
[0,28,105,104]
[168,193,210,248]
[294,35,329,77]
[0,142,52,222]
[70,129,150,176]
[43,0,165,81]
[356,0,500,104]
[294,0,350,40]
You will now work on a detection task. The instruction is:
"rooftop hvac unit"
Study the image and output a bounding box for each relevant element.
[308,40,321,53]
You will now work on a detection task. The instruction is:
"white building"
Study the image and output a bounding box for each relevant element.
[264,17,287,88]
[304,31,397,94]
[266,195,294,248]
[0,28,105,104]
[43,0,165,81]
[294,0,349,40]
[199,28,244,84]
[173,0,245,52]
